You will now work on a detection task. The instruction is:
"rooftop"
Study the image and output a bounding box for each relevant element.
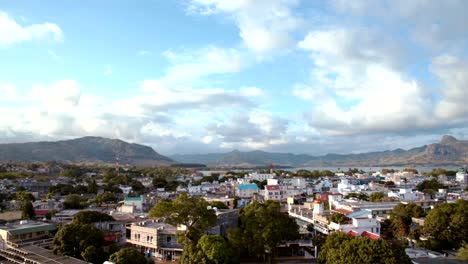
[237,184,258,190]
[0,221,56,235]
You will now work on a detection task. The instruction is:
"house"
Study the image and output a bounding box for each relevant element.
[247,172,276,182]
[0,220,56,248]
[118,196,143,213]
[265,185,282,201]
[236,183,259,198]
[126,220,183,261]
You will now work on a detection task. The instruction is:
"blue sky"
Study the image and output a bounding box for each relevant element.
[1,0,468,155]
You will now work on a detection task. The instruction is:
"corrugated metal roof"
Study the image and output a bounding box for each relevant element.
[237,184,258,190]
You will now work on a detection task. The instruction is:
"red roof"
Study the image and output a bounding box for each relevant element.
[333,208,353,215]
[266,185,280,191]
[347,230,359,237]
[34,209,51,216]
[361,231,381,240]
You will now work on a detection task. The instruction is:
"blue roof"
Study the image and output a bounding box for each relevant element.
[237,184,259,190]
[346,210,371,219]
[124,197,142,201]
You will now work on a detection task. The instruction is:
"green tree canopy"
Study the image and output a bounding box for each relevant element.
[149,193,217,244]
[389,203,425,238]
[21,200,35,219]
[63,194,85,209]
[52,222,104,263]
[227,201,299,261]
[422,199,468,250]
[329,212,349,224]
[181,235,237,264]
[318,232,411,264]
[109,248,152,264]
[416,179,444,194]
[370,192,385,202]
[73,210,114,224]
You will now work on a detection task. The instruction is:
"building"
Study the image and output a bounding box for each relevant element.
[247,172,276,182]
[126,220,183,261]
[456,171,468,185]
[388,188,424,201]
[0,245,89,264]
[207,209,238,237]
[265,185,282,201]
[0,220,56,249]
[236,183,259,198]
[119,196,143,213]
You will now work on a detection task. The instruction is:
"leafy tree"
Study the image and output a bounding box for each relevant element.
[403,168,418,174]
[196,235,238,264]
[87,179,99,194]
[15,191,35,202]
[73,211,114,224]
[318,232,411,264]
[458,244,468,261]
[52,222,104,263]
[416,179,444,194]
[209,201,229,209]
[95,192,118,204]
[46,209,58,220]
[109,248,152,264]
[370,192,385,202]
[422,199,468,250]
[63,194,85,209]
[344,192,369,201]
[149,193,217,244]
[152,176,167,188]
[251,180,267,189]
[389,203,425,239]
[21,200,35,219]
[227,201,299,262]
[329,212,348,224]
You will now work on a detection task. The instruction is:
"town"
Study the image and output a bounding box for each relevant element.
[0,162,466,264]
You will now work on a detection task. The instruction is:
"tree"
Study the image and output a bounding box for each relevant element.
[16,191,35,202]
[370,192,385,202]
[209,201,229,209]
[227,201,299,262]
[389,203,425,239]
[416,179,444,194]
[458,244,468,261]
[422,199,468,250]
[95,192,118,204]
[64,194,85,209]
[109,248,152,264]
[73,211,114,224]
[52,222,104,263]
[21,200,35,219]
[196,235,237,264]
[149,193,217,244]
[318,232,411,264]
[329,212,348,224]
[344,192,369,201]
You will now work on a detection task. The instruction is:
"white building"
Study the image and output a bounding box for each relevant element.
[265,185,282,201]
[236,184,259,198]
[456,171,468,185]
[388,188,424,201]
[247,172,276,182]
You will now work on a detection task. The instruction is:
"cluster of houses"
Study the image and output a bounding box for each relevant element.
[0,165,467,263]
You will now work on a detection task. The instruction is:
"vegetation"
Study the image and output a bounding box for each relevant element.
[63,194,86,209]
[369,192,385,202]
[318,232,411,264]
[344,192,369,201]
[21,200,35,219]
[227,201,299,262]
[182,235,237,264]
[329,212,348,224]
[416,179,444,194]
[424,168,457,177]
[109,248,152,264]
[52,221,105,264]
[73,210,114,224]
[389,203,425,239]
[458,244,468,261]
[421,199,468,251]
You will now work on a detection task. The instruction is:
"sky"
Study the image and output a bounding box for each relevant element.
[1,0,468,156]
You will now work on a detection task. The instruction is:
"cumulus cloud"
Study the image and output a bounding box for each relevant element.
[0,11,63,46]
[187,0,303,54]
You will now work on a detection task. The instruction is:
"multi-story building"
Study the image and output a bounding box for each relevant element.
[126,220,183,261]
[265,185,282,201]
[0,220,56,249]
[247,172,276,182]
[236,183,259,198]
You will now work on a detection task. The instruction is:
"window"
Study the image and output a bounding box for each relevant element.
[167,236,172,243]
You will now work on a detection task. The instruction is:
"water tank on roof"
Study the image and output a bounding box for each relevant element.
[19,220,28,225]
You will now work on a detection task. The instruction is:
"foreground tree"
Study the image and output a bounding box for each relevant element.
[422,199,468,250]
[181,235,237,264]
[52,222,104,263]
[318,232,411,264]
[109,248,152,264]
[389,203,425,239]
[149,193,217,244]
[227,201,299,262]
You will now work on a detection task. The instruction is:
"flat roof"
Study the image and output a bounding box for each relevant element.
[0,221,56,236]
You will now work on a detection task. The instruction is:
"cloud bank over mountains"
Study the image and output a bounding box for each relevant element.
[1,0,468,155]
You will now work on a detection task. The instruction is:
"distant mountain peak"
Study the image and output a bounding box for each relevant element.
[0,136,172,166]
[440,135,458,144]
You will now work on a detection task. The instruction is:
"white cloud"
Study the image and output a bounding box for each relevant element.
[155,46,244,88]
[137,50,152,56]
[187,0,303,54]
[296,27,437,135]
[0,11,63,46]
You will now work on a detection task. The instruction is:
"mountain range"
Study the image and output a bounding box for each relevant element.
[0,136,172,166]
[171,135,468,167]
[0,135,467,167]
